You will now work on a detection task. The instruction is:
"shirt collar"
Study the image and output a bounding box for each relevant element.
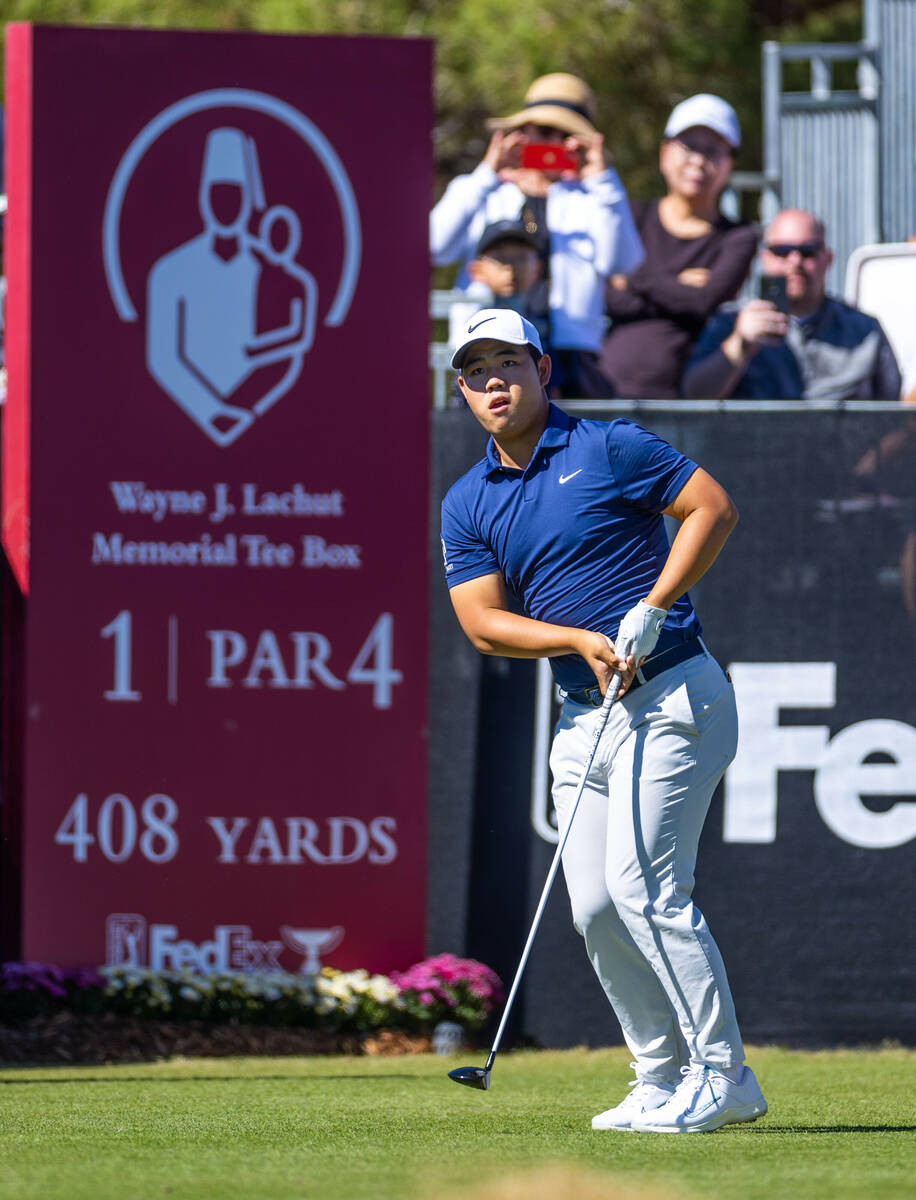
[793,296,830,331]
[484,403,572,474]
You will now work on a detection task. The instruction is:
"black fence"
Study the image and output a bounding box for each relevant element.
[429,402,916,1047]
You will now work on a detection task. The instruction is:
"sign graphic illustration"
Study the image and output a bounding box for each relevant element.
[103,89,361,446]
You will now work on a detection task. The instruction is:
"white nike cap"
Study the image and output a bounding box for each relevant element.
[664,93,740,149]
[451,308,544,370]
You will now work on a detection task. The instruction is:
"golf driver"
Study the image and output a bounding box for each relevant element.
[449,668,623,1091]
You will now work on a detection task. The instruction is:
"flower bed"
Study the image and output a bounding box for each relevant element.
[0,955,504,1064]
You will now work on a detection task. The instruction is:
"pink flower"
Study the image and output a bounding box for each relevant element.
[392,955,504,1011]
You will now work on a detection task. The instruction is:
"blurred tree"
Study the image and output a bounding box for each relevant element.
[427,0,862,198]
[0,0,864,201]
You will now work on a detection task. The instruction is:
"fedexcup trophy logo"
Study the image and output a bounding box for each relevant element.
[103,89,362,446]
[280,925,345,974]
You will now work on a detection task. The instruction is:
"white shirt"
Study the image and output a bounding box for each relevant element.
[430,162,644,353]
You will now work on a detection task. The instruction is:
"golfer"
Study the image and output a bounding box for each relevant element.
[440,308,767,1133]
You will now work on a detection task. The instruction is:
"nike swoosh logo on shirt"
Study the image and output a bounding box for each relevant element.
[558,470,583,485]
[467,315,498,333]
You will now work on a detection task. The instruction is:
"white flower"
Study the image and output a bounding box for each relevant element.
[368,977,399,1004]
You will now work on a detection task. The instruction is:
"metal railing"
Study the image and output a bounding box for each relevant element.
[763,39,880,293]
[762,0,916,290]
[871,0,916,242]
[429,288,466,410]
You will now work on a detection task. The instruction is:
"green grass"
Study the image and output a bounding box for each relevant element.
[0,1044,913,1199]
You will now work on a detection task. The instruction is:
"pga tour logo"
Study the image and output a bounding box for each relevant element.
[103,89,361,446]
[106,914,344,974]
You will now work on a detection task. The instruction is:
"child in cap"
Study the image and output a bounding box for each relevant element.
[448,220,549,362]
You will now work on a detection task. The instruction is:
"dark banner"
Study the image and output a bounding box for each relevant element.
[3,25,432,974]
[430,404,916,1045]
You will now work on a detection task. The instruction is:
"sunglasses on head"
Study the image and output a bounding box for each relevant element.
[765,241,823,259]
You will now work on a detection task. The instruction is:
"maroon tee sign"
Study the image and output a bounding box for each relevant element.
[3,26,432,974]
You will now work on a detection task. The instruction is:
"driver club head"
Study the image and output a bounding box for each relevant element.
[448,1065,491,1090]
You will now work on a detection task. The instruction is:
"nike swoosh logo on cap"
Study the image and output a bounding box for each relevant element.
[467,315,498,333]
[559,469,583,484]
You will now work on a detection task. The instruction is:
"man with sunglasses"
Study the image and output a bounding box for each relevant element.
[682,209,901,400]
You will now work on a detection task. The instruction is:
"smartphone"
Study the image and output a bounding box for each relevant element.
[521,142,579,172]
[759,274,789,314]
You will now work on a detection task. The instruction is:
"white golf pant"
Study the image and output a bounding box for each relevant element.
[551,648,742,1083]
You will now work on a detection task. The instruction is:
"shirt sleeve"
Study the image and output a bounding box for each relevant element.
[688,309,736,357]
[680,309,741,398]
[606,419,698,511]
[604,200,659,320]
[605,283,660,320]
[429,163,502,266]
[625,223,758,319]
[440,487,500,588]
[873,325,903,400]
[579,168,645,278]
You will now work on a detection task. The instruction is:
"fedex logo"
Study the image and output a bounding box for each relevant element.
[724,663,916,849]
[106,915,284,971]
[106,915,345,972]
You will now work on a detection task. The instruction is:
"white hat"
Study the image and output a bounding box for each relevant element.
[450,308,543,370]
[664,94,740,149]
[200,127,266,207]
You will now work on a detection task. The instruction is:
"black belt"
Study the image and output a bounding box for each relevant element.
[563,638,705,707]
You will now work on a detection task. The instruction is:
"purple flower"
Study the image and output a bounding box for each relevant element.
[0,961,68,998]
[66,967,106,990]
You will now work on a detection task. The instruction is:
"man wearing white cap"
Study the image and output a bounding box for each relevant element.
[601,94,756,399]
[431,74,644,399]
[441,308,768,1133]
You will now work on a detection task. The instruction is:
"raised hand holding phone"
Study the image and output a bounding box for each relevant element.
[733,297,789,350]
[482,129,526,174]
[575,132,609,180]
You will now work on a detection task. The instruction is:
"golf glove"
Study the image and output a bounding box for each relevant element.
[615,601,668,665]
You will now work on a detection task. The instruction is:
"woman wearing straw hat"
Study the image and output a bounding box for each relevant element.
[431,74,643,399]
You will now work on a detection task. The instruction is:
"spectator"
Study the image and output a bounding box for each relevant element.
[431,73,643,398]
[599,94,756,399]
[446,220,549,357]
[682,209,902,400]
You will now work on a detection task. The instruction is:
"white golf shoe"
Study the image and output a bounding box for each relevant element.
[591,1066,678,1131]
[631,1064,767,1134]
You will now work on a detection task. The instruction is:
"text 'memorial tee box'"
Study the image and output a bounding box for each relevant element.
[3,24,432,973]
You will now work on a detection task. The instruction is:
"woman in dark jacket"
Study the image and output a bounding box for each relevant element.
[600,94,757,399]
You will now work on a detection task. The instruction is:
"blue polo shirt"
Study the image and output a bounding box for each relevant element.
[440,404,702,692]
